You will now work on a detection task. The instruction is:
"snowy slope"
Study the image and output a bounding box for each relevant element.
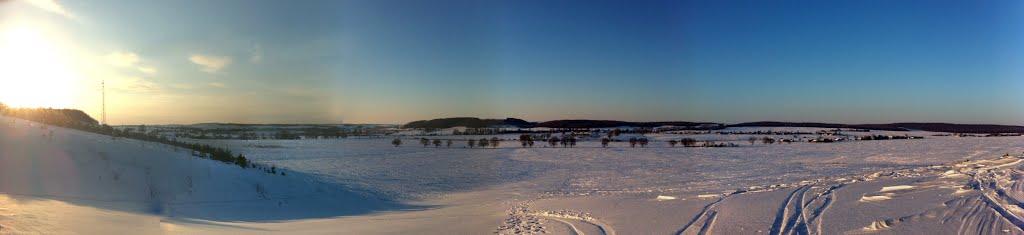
[0,116,416,233]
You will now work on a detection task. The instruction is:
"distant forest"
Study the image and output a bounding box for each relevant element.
[405,117,1024,134]
[403,117,718,129]
[729,121,1024,134]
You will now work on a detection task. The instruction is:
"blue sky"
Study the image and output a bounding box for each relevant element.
[2,0,1022,124]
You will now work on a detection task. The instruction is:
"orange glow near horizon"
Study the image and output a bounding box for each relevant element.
[0,22,80,109]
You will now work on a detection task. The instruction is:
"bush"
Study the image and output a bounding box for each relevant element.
[680,138,697,147]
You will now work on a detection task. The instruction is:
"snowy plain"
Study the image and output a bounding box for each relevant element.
[3,115,1024,234]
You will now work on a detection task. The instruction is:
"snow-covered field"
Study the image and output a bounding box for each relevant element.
[198,131,1024,200]
[4,115,1024,234]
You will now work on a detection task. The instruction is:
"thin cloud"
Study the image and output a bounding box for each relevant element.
[22,0,75,19]
[137,65,157,75]
[110,76,159,94]
[104,52,139,67]
[208,82,226,88]
[170,83,194,90]
[104,51,157,75]
[189,54,232,73]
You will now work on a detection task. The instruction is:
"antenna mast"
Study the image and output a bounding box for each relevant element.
[102,80,106,125]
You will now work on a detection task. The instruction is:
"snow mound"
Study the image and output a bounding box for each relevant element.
[859,195,893,202]
[879,185,915,192]
[655,195,676,201]
[0,116,419,223]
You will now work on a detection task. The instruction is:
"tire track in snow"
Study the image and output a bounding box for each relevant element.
[808,188,837,235]
[676,195,727,235]
[802,184,842,235]
[546,217,583,235]
[979,191,1024,230]
[530,211,615,235]
[769,185,808,235]
[696,210,717,235]
[780,186,809,235]
[962,156,1024,231]
[859,155,1024,233]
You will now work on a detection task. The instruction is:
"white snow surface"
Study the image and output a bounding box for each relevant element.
[198,129,1024,199]
[5,116,1024,234]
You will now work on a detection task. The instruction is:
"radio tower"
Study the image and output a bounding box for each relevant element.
[102,80,106,126]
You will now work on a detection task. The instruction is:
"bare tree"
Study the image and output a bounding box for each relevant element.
[548,137,560,147]
[520,135,531,147]
[680,138,697,147]
[478,138,490,148]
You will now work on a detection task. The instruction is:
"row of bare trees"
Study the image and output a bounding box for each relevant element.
[746,136,777,145]
[391,136,737,148]
[393,136,584,148]
[414,138,455,148]
[394,137,503,148]
[469,138,500,148]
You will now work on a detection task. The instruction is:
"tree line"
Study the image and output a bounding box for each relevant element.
[390,136,744,148]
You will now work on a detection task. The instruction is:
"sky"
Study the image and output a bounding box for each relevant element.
[0,0,1022,125]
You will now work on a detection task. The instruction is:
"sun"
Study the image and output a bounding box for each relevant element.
[0,23,80,109]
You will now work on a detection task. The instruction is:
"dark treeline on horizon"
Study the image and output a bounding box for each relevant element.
[2,103,1022,135]
[404,117,1024,134]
